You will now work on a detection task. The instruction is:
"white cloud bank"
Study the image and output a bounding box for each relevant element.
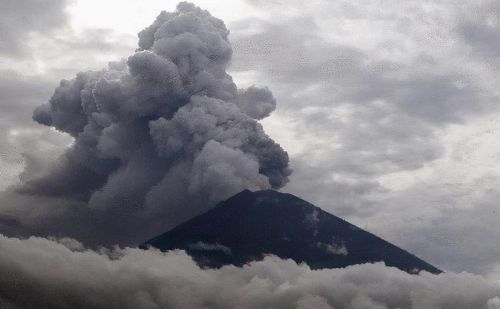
[0,234,499,309]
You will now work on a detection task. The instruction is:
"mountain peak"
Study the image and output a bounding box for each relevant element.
[143,190,441,274]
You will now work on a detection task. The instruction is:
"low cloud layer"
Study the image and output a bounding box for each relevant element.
[0,234,499,309]
[0,2,290,246]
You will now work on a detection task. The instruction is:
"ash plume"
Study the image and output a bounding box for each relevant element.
[0,2,290,246]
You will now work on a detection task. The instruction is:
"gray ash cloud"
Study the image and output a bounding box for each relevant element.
[0,2,290,246]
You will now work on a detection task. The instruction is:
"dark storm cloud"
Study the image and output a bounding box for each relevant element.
[0,2,290,246]
[0,0,70,57]
[0,235,499,309]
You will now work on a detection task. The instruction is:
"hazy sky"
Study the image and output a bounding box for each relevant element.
[2,0,500,281]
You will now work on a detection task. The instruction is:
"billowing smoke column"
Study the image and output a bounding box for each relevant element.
[5,2,290,245]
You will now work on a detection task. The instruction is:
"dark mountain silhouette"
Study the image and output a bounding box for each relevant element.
[142,190,441,274]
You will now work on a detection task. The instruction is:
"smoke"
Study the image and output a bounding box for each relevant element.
[0,234,498,309]
[0,2,290,246]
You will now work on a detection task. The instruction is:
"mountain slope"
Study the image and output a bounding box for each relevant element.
[142,190,441,274]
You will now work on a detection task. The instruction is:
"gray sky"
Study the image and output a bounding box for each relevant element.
[1,0,500,281]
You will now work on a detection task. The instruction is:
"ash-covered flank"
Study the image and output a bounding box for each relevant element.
[143,189,441,274]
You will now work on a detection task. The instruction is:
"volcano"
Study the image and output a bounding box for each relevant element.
[142,189,441,274]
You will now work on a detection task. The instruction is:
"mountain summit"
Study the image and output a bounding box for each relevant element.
[143,190,441,274]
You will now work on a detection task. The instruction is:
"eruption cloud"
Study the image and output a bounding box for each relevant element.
[0,2,290,246]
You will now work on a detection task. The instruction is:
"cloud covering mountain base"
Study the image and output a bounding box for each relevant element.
[0,235,499,309]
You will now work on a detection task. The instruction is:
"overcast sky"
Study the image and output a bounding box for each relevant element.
[2,0,500,283]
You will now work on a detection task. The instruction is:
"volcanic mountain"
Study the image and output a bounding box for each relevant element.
[142,190,441,274]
